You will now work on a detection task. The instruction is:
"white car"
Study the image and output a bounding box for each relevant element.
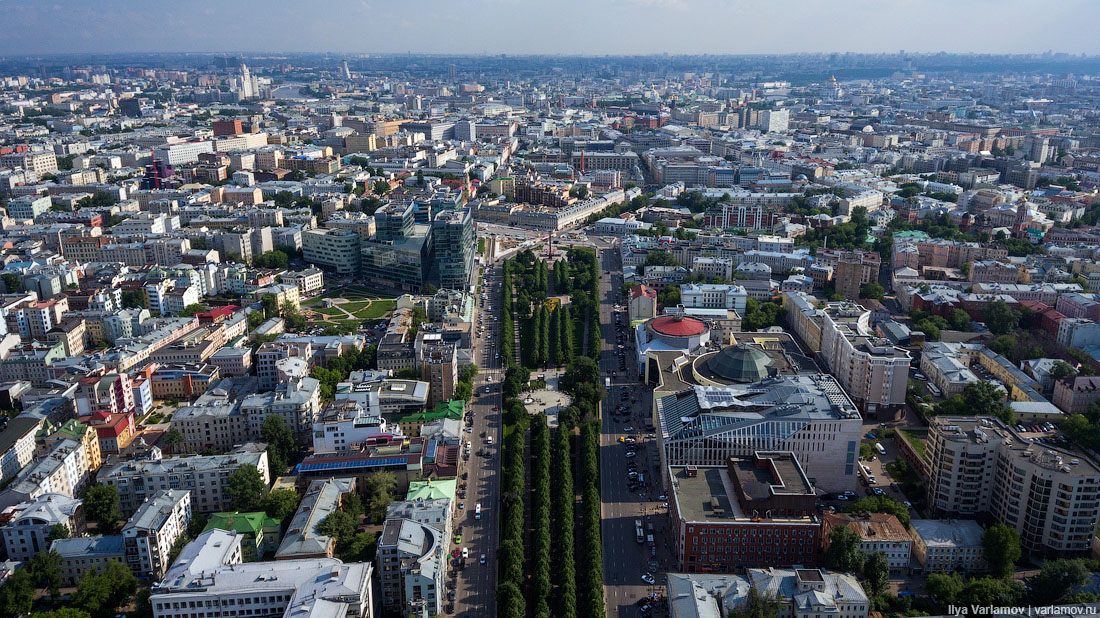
[641,574,655,585]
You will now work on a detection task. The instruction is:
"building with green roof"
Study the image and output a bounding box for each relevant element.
[392,399,465,437]
[203,511,281,560]
[405,478,457,502]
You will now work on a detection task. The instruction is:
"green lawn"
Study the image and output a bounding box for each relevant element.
[341,301,370,313]
[901,429,928,459]
[353,299,396,319]
[311,307,345,316]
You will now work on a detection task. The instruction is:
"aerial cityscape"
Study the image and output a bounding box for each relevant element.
[4,5,1100,618]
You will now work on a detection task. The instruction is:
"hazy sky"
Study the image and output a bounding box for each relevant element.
[3,0,1099,56]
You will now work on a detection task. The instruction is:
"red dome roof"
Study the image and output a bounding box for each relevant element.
[649,315,706,337]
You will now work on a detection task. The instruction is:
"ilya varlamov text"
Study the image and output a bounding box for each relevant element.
[948,605,1097,616]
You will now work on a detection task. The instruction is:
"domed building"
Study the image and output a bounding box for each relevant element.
[697,344,777,384]
[643,314,710,350]
[633,314,711,371]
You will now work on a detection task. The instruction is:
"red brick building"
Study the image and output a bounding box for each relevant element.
[1018,300,1066,338]
[669,452,820,573]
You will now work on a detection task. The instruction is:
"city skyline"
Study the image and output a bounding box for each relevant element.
[4,0,1100,56]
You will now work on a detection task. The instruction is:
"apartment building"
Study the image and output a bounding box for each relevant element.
[926,417,1100,557]
[1053,376,1100,415]
[417,336,456,408]
[815,249,880,297]
[969,260,1020,284]
[668,453,820,572]
[1,150,58,174]
[666,569,869,618]
[37,418,102,474]
[891,233,1008,270]
[122,489,192,579]
[0,417,43,488]
[50,535,127,586]
[908,519,987,573]
[274,477,355,560]
[281,267,325,297]
[303,228,360,275]
[0,438,90,508]
[150,530,374,618]
[98,444,270,515]
[822,513,911,573]
[819,302,911,417]
[7,195,51,220]
[680,283,748,315]
[1,493,85,562]
[377,517,446,616]
[239,377,322,444]
[171,397,247,454]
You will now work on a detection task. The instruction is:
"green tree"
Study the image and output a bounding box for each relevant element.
[843,495,910,526]
[254,250,289,269]
[859,282,885,300]
[498,538,524,586]
[280,300,308,332]
[862,551,889,596]
[455,381,472,401]
[261,488,302,523]
[80,484,122,532]
[74,560,136,618]
[162,427,184,454]
[32,610,92,618]
[121,289,148,309]
[549,306,561,366]
[959,577,1024,607]
[962,381,1012,424]
[336,530,377,562]
[497,580,526,618]
[1050,360,1078,381]
[261,415,296,476]
[46,523,70,543]
[0,273,24,294]
[0,569,35,617]
[225,465,267,512]
[340,492,365,520]
[926,573,964,608]
[982,523,1022,578]
[1029,559,1090,604]
[29,550,63,598]
[824,526,865,573]
[984,299,1021,335]
[177,303,208,317]
[363,471,397,523]
[317,509,357,539]
[395,367,419,379]
[728,586,781,618]
[260,293,278,318]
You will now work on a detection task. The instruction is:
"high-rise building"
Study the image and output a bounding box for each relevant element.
[238,63,254,100]
[374,202,415,242]
[926,416,1100,558]
[302,228,361,275]
[819,302,911,417]
[833,251,865,300]
[122,489,191,579]
[430,208,475,291]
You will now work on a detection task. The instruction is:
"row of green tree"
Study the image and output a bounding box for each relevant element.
[577,421,605,618]
[497,400,528,618]
[526,415,553,617]
[523,303,578,368]
[501,260,516,366]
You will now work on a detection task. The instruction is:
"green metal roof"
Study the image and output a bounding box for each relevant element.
[204,512,280,536]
